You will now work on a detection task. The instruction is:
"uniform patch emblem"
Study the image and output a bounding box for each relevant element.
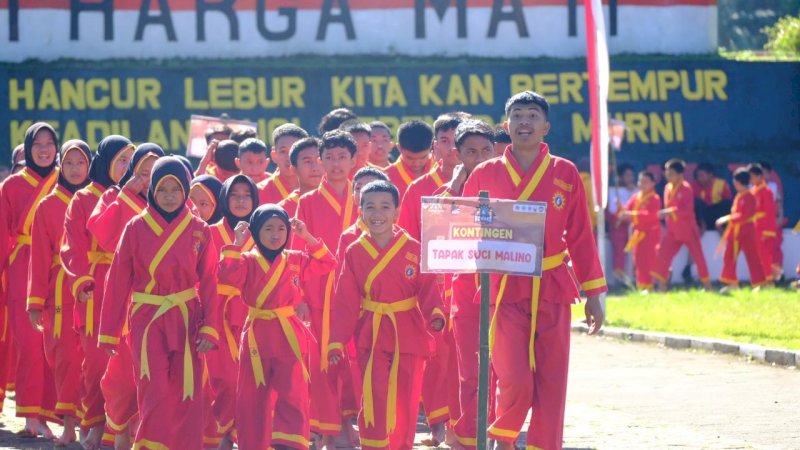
[405,264,416,279]
[552,191,566,210]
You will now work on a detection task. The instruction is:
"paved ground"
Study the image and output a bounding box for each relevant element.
[1,334,798,449]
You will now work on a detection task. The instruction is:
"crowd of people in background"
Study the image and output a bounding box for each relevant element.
[0,91,793,450]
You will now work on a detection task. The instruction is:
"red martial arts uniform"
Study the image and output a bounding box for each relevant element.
[218,240,335,450]
[383,157,434,202]
[258,172,293,205]
[99,206,220,450]
[0,183,16,411]
[623,191,662,290]
[431,183,484,450]
[398,165,459,429]
[694,177,732,206]
[751,181,779,281]
[205,219,255,442]
[330,230,445,450]
[0,167,59,422]
[86,185,146,435]
[652,180,710,285]
[463,144,608,450]
[295,178,359,434]
[719,191,766,286]
[27,184,84,421]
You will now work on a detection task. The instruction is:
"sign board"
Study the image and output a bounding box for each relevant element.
[421,196,547,276]
[0,1,718,61]
[186,114,257,158]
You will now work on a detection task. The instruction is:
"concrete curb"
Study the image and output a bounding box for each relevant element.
[571,323,798,368]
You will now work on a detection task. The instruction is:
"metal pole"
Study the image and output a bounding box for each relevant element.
[596,202,607,313]
[477,190,491,450]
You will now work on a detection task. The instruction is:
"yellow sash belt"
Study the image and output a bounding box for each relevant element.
[88,251,114,265]
[246,305,309,387]
[51,255,64,338]
[624,230,646,253]
[361,296,418,434]
[217,284,242,362]
[131,288,198,400]
[491,251,567,371]
[9,234,32,265]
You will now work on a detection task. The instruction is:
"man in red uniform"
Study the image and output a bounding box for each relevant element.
[367,121,393,169]
[343,122,373,179]
[653,159,713,292]
[329,180,445,450]
[0,123,61,439]
[279,137,323,220]
[259,124,308,205]
[716,168,766,290]
[383,120,435,201]
[618,171,662,292]
[463,92,606,450]
[434,119,498,450]
[295,130,359,448]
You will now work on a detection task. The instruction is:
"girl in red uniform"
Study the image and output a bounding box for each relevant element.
[89,143,164,449]
[206,174,259,449]
[0,122,60,438]
[619,171,663,292]
[60,135,135,449]
[99,157,221,450]
[190,175,224,225]
[219,205,335,450]
[27,140,92,445]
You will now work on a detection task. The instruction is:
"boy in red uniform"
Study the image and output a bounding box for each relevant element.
[220,205,336,450]
[99,157,220,450]
[295,130,358,448]
[368,121,393,169]
[258,124,308,205]
[384,121,435,201]
[434,119,497,450]
[61,135,135,449]
[618,171,662,292]
[279,137,324,220]
[749,163,780,283]
[336,167,390,259]
[27,140,92,445]
[398,112,466,444]
[693,162,733,231]
[207,173,260,449]
[0,123,61,438]
[653,159,713,292]
[716,168,766,290]
[343,122,373,178]
[329,180,446,450]
[463,92,606,450]
[235,138,270,185]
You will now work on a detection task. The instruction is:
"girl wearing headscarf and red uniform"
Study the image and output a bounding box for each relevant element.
[99,157,220,450]
[60,135,135,449]
[205,174,259,449]
[27,140,92,445]
[190,175,224,225]
[0,122,60,438]
[88,143,164,447]
[219,204,335,450]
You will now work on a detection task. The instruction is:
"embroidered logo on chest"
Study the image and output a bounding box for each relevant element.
[404,264,416,280]
[552,191,566,210]
[289,264,300,287]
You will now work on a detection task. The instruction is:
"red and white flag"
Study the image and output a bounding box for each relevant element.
[585,0,610,210]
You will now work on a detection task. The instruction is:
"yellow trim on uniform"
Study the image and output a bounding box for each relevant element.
[310,419,342,432]
[27,296,46,307]
[144,212,192,293]
[71,275,94,298]
[581,277,607,292]
[98,334,120,345]
[217,284,241,296]
[221,249,241,260]
[360,436,391,448]
[272,431,309,448]
[199,326,219,341]
[311,244,329,260]
[327,342,344,353]
[81,413,106,427]
[426,406,450,422]
[106,414,134,432]
[488,425,520,439]
[133,438,170,450]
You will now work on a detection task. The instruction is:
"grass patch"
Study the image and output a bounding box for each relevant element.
[571,288,800,350]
